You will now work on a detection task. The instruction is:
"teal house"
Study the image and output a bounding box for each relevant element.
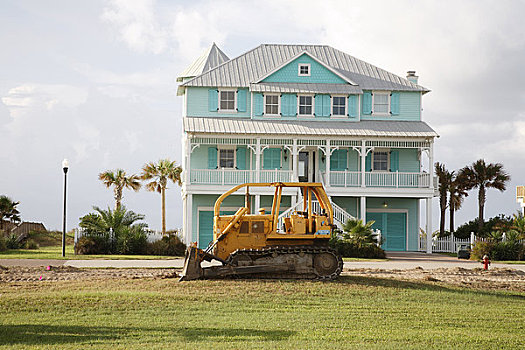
[177,44,438,252]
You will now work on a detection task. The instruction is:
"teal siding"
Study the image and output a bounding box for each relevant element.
[186,87,251,118]
[190,146,210,170]
[348,149,360,171]
[398,149,420,172]
[361,91,421,121]
[331,197,359,219]
[262,54,347,84]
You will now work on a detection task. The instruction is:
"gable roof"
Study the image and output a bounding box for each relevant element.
[176,43,230,82]
[181,44,429,93]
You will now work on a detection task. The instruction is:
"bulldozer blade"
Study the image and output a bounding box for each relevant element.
[179,246,204,281]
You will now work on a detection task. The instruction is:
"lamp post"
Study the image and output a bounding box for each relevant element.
[62,158,69,257]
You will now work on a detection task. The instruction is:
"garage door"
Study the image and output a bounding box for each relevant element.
[366,212,406,251]
[198,211,235,249]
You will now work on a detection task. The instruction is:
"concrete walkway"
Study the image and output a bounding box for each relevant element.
[2,252,524,271]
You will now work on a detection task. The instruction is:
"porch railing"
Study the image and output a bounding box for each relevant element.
[189,169,292,185]
[324,171,432,188]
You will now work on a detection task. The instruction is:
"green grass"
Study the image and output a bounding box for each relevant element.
[1,277,523,349]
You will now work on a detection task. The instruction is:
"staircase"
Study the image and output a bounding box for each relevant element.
[278,199,355,231]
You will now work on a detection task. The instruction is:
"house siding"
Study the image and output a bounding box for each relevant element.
[361,91,421,121]
[186,87,251,118]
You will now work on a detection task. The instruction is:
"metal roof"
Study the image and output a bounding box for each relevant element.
[182,44,429,93]
[177,43,230,82]
[184,117,438,138]
[250,82,362,94]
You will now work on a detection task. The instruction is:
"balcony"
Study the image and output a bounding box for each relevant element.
[190,169,293,185]
[323,171,432,188]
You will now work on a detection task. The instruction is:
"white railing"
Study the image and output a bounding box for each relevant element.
[331,201,355,228]
[277,199,356,230]
[323,171,432,188]
[260,169,293,183]
[190,169,293,185]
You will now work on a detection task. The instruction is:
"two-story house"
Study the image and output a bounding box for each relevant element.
[177,44,438,253]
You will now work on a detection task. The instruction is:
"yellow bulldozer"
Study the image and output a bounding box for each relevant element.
[180,182,343,281]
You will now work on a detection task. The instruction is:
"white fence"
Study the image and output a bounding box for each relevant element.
[419,234,472,253]
[74,228,170,245]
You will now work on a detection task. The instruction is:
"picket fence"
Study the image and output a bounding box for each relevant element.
[418,232,524,253]
[74,228,169,245]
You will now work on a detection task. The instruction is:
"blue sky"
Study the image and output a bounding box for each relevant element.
[1,0,524,232]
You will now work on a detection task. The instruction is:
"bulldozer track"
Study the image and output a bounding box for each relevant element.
[226,245,343,281]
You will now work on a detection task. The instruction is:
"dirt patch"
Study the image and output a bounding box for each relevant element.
[343,267,525,292]
[0,265,179,283]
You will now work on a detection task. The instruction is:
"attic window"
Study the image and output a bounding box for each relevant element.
[298,64,310,76]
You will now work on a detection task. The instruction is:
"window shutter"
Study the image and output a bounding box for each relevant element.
[322,95,330,116]
[263,148,280,169]
[236,147,246,170]
[362,92,372,115]
[208,89,218,112]
[390,92,400,115]
[314,95,323,116]
[390,150,399,172]
[254,93,264,116]
[365,152,372,172]
[330,149,347,171]
[237,89,247,112]
[281,94,296,117]
[208,147,217,169]
[348,95,358,118]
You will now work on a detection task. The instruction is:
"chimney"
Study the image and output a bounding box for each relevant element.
[406,71,418,84]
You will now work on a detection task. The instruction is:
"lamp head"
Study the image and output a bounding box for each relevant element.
[62,158,69,173]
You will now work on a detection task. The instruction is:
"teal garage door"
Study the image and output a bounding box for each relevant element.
[198,211,235,249]
[366,212,407,251]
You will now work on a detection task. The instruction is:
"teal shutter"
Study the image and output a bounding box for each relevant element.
[390,92,400,115]
[390,150,399,172]
[236,147,246,170]
[254,93,264,116]
[314,95,323,117]
[237,89,247,112]
[208,89,218,112]
[362,92,372,115]
[330,150,347,171]
[322,95,330,116]
[281,94,297,117]
[208,147,217,169]
[263,148,281,169]
[365,153,372,172]
[348,95,358,118]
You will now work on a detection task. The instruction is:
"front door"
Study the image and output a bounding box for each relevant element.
[366,212,407,251]
[298,151,316,182]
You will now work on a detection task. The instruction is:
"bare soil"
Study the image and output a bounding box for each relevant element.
[1,265,524,292]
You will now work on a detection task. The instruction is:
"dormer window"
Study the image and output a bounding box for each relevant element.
[298,64,310,76]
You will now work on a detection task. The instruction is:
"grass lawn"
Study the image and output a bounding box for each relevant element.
[1,277,524,349]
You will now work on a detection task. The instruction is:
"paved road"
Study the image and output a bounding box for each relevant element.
[2,252,524,271]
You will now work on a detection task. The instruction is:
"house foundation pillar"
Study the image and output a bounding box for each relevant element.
[360,196,366,221]
[426,197,432,254]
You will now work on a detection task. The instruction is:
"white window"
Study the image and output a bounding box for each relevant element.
[373,151,389,171]
[298,95,313,116]
[219,90,235,111]
[264,94,279,115]
[372,92,390,115]
[298,64,311,76]
[218,148,235,168]
[332,96,346,116]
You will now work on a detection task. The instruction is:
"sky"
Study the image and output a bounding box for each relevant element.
[1,0,524,233]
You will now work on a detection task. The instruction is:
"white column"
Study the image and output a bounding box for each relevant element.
[429,141,434,189]
[292,139,298,182]
[426,197,432,254]
[186,193,193,244]
[360,140,366,188]
[255,138,261,183]
[183,135,191,185]
[325,139,331,187]
[360,196,366,221]
[255,195,260,212]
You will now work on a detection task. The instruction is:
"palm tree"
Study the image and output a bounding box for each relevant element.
[448,171,468,233]
[98,169,141,210]
[140,159,182,234]
[460,159,510,233]
[0,195,21,231]
[435,162,452,236]
[342,218,380,248]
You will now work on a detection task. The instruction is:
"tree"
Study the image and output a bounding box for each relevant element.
[140,159,182,234]
[0,195,21,231]
[435,162,452,236]
[98,169,141,210]
[448,171,468,233]
[459,159,510,233]
[341,218,380,248]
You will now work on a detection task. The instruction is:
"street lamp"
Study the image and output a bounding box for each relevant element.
[62,158,69,257]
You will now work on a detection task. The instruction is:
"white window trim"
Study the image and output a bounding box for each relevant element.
[218,88,237,113]
[371,91,391,116]
[217,145,236,169]
[297,94,315,118]
[298,63,311,76]
[372,149,390,172]
[263,94,281,118]
[331,94,347,119]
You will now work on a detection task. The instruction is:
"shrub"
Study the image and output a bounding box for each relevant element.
[147,233,186,256]
[455,215,513,238]
[330,238,386,259]
[329,221,386,259]
[471,240,525,261]
[5,233,21,249]
[116,226,148,255]
[23,239,39,249]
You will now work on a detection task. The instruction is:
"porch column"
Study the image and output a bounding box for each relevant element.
[255,138,261,183]
[184,135,191,185]
[360,140,366,188]
[426,197,432,254]
[255,195,260,212]
[360,196,366,221]
[429,140,434,189]
[325,139,331,187]
[292,139,298,182]
[186,193,193,244]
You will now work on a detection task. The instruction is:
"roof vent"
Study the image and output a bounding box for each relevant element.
[406,71,418,84]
